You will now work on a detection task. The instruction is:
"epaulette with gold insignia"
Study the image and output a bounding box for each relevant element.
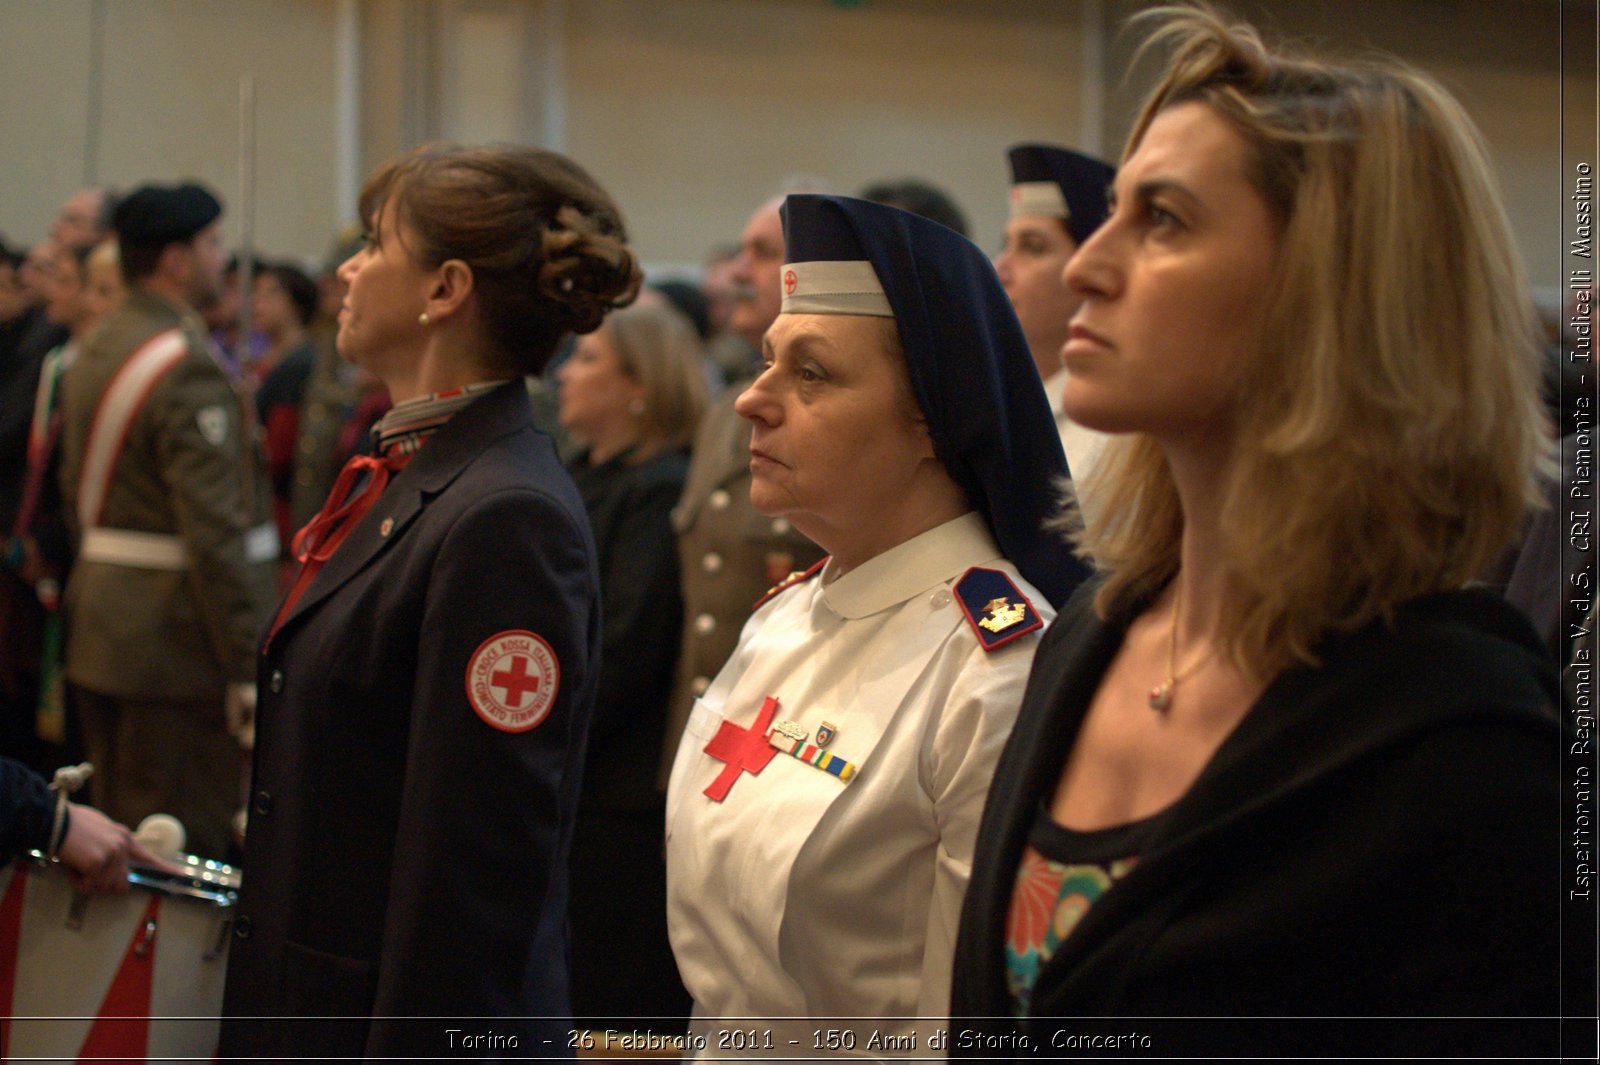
[954,567,1044,651]
[753,558,827,610]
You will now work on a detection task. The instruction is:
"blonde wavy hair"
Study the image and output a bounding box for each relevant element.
[602,299,709,461]
[1078,4,1551,681]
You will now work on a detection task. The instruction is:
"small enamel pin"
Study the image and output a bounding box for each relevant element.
[815,721,838,748]
[770,719,809,745]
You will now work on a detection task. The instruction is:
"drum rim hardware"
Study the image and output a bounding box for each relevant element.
[20,849,240,907]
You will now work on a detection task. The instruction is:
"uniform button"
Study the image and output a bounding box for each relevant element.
[253,791,273,816]
[709,490,731,511]
[931,589,952,609]
[693,613,716,636]
[268,669,284,693]
[702,552,723,574]
[691,675,710,696]
[234,915,253,940]
[770,518,790,535]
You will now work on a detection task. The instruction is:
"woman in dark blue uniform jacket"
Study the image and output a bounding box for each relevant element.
[220,144,640,1059]
[951,7,1562,1059]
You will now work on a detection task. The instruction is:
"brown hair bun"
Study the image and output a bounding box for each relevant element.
[358,143,642,374]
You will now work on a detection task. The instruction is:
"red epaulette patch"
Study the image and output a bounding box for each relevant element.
[753,557,828,610]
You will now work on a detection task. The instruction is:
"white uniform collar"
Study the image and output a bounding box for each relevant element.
[820,511,999,620]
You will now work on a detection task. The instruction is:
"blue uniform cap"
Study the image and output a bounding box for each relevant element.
[1006,144,1115,247]
[778,193,1089,608]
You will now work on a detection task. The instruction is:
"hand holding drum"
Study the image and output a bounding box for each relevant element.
[55,806,182,894]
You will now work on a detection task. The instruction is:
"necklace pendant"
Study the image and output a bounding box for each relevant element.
[1148,681,1173,711]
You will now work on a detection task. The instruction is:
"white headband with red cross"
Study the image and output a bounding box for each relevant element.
[1008,181,1070,220]
[779,260,893,317]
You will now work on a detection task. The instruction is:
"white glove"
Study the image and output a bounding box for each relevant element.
[225,681,257,750]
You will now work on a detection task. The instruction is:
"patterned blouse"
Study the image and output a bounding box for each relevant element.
[1004,801,1166,1017]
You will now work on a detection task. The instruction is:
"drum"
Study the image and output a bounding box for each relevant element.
[0,850,239,1062]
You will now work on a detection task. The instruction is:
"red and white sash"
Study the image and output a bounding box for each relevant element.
[76,328,189,533]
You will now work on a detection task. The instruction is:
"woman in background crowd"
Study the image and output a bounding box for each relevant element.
[953,5,1559,1054]
[205,255,264,381]
[558,297,707,1029]
[250,262,319,554]
[80,240,125,326]
[221,143,639,1059]
[994,143,1114,522]
[1,240,118,764]
[289,229,373,533]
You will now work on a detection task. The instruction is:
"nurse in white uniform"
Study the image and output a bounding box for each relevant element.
[994,144,1116,526]
[666,194,1089,1052]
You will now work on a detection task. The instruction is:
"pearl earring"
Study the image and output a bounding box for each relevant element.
[418,311,430,327]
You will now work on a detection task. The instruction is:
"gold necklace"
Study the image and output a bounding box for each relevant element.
[1148,580,1216,711]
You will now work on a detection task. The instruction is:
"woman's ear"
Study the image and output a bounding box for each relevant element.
[425,259,475,322]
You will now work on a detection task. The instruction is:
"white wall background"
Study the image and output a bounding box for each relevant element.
[0,0,343,268]
[1,0,1592,294]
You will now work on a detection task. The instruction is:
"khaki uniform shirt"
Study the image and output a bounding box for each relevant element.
[58,289,275,699]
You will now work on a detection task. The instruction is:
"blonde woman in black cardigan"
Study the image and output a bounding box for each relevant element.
[952,6,1559,1058]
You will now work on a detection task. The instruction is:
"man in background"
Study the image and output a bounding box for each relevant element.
[57,183,275,858]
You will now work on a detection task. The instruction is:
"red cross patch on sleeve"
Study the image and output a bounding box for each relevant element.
[465,630,559,732]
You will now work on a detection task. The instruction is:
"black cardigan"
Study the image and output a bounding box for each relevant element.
[950,583,1562,1059]
[566,446,689,813]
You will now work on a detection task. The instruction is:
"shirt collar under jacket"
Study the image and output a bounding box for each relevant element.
[820,511,999,621]
[371,379,513,455]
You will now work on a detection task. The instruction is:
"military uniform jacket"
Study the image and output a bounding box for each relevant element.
[666,513,1052,1047]
[662,384,824,782]
[950,584,1561,1058]
[57,289,274,698]
[220,383,601,1059]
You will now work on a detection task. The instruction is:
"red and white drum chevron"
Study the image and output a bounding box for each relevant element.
[0,853,239,1061]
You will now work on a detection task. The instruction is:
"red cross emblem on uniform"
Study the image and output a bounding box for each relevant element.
[783,269,797,296]
[466,630,560,733]
[491,656,540,707]
[701,695,781,802]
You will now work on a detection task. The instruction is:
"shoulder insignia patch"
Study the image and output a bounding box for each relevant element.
[753,557,828,610]
[196,404,230,446]
[465,630,559,732]
[954,567,1045,651]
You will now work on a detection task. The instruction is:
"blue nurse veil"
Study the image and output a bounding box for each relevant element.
[779,193,1091,607]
